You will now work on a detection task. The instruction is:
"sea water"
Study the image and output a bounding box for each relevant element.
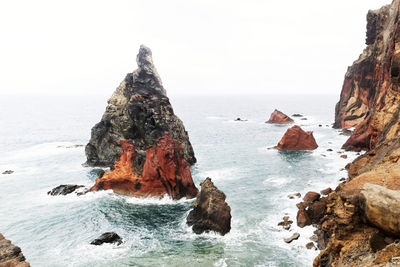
[0,94,358,266]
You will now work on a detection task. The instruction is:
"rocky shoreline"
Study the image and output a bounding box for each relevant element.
[0,234,30,267]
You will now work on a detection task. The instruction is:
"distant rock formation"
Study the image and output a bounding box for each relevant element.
[186,178,231,235]
[0,234,30,266]
[334,0,400,151]
[266,109,294,124]
[85,45,196,170]
[90,132,198,200]
[90,232,123,246]
[275,125,318,150]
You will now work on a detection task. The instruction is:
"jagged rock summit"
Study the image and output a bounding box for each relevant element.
[85,45,196,169]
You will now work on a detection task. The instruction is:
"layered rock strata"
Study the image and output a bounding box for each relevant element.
[186,178,231,235]
[266,109,294,124]
[90,132,198,200]
[275,125,318,150]
[334,0,400,151]
[85,45,196,169]
[0,234,30,267]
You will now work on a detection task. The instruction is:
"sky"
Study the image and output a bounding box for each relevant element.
[0,0,392,96]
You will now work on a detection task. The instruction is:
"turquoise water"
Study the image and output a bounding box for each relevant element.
[0,94,357,266]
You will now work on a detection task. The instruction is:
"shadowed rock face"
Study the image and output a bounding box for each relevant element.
[90,232,122,246]
[85,45,196,169]
[90,132,198,200]
[266,109,294,124]
[186,178,231,235]
[275,125,318,150]
[334,0,400,151]
[0,234,30,267]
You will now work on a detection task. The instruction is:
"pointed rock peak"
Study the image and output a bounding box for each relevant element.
[137,45,154,71]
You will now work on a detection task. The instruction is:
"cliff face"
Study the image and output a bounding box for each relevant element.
[0,234,30,267]
[85,45,196,169]
[334,0,400,151]
[90,132,198,200]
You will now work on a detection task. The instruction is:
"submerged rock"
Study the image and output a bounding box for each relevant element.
[47,184,85,196]
[234,118,248,122]
[266,109,294,124]
[275,126,318,151]
[186,178,231,235]
[284,232,300,243]
[90,232,122,246]
[278,216,293,230]
[2,170,14,175]
[90,132,198,200]
[85,45,196,169]
[0,234,30,266]
[292,114,303,117]
[287,193,301,199]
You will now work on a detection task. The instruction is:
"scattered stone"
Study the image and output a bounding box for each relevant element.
[2,170,14,175]
[340,154,348,159]
[306,242,317,250]
[320,188,332,195]
[319,125,322,127]
[187,178,231,235]
[0,233,30,266]
[90,232,122,246]
[288,193,301,199]
[284,232,300,243]
[339,129,353,136]
[278,216,293,230]
[297,208,311,228]
[234,118,247,122]
[303,192,320,203]
[47,184,85,196]
[266,109,294,124]
[292,114,303,117]
[327,149,333,152]
[310,234,318,242]
[321,154,326,157]
[301,118,307,120]
[339,177,346,182]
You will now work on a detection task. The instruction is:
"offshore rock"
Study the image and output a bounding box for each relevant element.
[360,183,400,236]
[90,232,122,246]
[85,45,196,169]
[186,178,231,235]
[47,184,85,196]
[275,125,318,150]
[0,234,30,267]
[90,133,198,200]
[266,109,294,124]
[334,0,400,152]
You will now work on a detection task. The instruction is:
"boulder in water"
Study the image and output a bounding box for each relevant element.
[90,232,122,246]
[266,109,294,124]
[275,125,318,150]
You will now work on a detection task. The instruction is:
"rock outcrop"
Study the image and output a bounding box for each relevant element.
[266,109,294,124]
[0,234,30,267]
[90,232,122,246]
[47,184,85,196]
[186,178,231,235]
[275,125,318,150]
[85,45,196,169]
[334,0,400,152]
[90,132,198,200]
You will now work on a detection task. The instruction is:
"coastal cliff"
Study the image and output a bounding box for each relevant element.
[334,0,400,151]
[0,234,30,267]
[306,1,400,266]
[85,45,196,169]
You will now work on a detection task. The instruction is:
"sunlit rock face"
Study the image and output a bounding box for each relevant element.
[85,45,196,169]
[90,133,198,200]
[334,0,400,151]
[265,109,294,124]
[275,125,318,150]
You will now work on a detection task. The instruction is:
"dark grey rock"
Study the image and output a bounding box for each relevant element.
[2,170,14,175]
[85,45,196,170]
[90,232,122,246]
[47,184,85,196]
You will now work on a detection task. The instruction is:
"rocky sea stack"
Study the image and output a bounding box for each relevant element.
[266,109,294,124]
[275,125,318,150]
[85,45,196,170]
[0,234,30,267]
[186,178,231,235]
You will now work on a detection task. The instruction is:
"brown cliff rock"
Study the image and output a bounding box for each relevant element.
[90,132,198,200]
[334,0,400,152]
[275,125,318,150]
[266,109,294,124]
[186,178,231,235]
[0,234,30,267]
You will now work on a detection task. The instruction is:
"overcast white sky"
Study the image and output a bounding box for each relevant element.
[0,0,391,96]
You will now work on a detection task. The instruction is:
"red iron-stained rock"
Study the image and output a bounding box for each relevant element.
[275,125,318,150]
[90,132,198,200]
[266,109,294,124]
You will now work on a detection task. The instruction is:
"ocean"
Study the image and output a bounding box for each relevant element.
[0,94,357,266]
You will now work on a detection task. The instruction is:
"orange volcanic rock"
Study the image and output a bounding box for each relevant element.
[90,132,198,200]
[275,125,318,150]
[266,109,294,124]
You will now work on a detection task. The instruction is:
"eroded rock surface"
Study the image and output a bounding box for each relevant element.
[90,133,198,200]
[186,178,231,235]
[266,109,294,124]
[0,234,30,267]
[275,125,318,150]
[47,184,85,196]
[90,232,122,246]
[85,45,196,169]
